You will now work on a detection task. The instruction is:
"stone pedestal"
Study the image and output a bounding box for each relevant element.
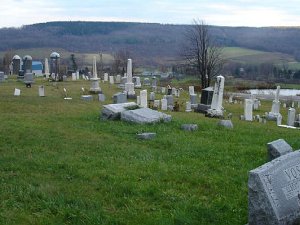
[90,78,102,93]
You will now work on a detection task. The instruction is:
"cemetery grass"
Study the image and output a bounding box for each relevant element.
[1,78,300,225]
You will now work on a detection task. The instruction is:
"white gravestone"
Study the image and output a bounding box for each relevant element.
[136,96,141,105]
[186,102,192,112]
[189,86,195,95]
[287,108,296,127]
[244,99,253,121]
[72,73,76,81]
[124,59,135,96]
[109,76,114,84]
[44,58,50,78]
[14,88,21,96]
[90,56,101,93]
[161,99,167,111]
[104,73,109,82]
[140,90,147,108]
[39,85,45,97]
[268,86,281,120]
[207,75,225,117]
[135,76,142,89]
[161,87,166,94]
[76,71,80,80]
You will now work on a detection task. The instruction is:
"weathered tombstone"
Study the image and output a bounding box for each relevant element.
[121,108,171,124]
[76,71,80,80]
[268,86,281,120]
[207,75,225,117]
[104,73,109,82]
[12,55,21,75]
[143,78,150,86]
[166,95,174,106]
[109,75,114,84]
[24,73,34,87]
[172,87,176,95]
[228,94,233,104]
[113,92,127,104]
[181,124,198,131]
[153,100,160,109]
[253,99,260,110]
[39,85,45,97]
[140,90,147,108]
[200,87,214,105]
[98,94,106,102]
[152,77,157,88]
[136,96,141,105]
[134,76,142,88]
[175,89,180,97]
[0,71,4,82]
[101,102,137,120]
[81,95,93,101]
[124,59,135,97]
[189,86,195,95]
[277,114,283,126]
[283,103,287,108]
[14,88,21,96]
[217,120,233,129]
[72,73,76,81]
[244,99,253,121]
[115,75,122,84]
[161,87,166,94]
[186,101,192,112]
[149,92,155,101]
[190,94,197,105]
[136,132,156,140]
[267,139,293,161]
[287,108,296,127]
[248,150,300,225]
[161,99,168,111]
[90,56,101,93]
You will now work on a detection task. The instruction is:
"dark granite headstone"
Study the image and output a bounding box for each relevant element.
[267,139,293,161]
[248,150,300,225]
[200,87,214,105]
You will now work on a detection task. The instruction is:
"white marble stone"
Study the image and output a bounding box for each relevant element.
[244,99,253,121]
[39,85,45,97]
[207,75,225,117]
[287,108,296,126]
[189,86,194,95]
[161,99,167,111]
[140,90,148,108]
[14,88,20,96]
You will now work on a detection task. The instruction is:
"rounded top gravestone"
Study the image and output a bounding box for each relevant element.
[12,55,21,60]
[50,52,60,59]
[23,55,32,61]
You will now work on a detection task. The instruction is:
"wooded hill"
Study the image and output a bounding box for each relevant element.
[1,21,300,65]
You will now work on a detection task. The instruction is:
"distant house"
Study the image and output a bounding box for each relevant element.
[32,61,43,76]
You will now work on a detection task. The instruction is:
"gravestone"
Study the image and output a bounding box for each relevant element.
[115,75,122,84]
[267,139,293,161]
[161,87,166,94]
[172,87,176,95]
[104,73,109,82]
[72,73,76,81]
[166,95,174,106]
[268,86,281,120]
[143,78,150,86]
[136,96,141,105]
[186,101,192,112]
[200,87,214,105]
[149,92,155,101]
[207,76,225,117]
[109,75,114,84]
[101,102,137,120]
[189,86,195,95]
[90,56,101,93]
[244,99,253,121]
[137,132,156,140]
[248,150,300,225]
[217,120,233,129]
[0,71,4,82]
[190,94,198,106]
[81,95,93,101]
[161,99,168,111]
[98,94,106,102]
[24,73,34,87]
[124,59,135,97]
[153,100,160,109]
[113,92,127,104]
[140,90,147,108]
[277,114,283,126]
[287,108,296,127]
[152,77,157,88]
[135,76,142,88]
[253,99,260,110]
[121,108,171,124]
[14,88,21,96]
[181,124,198,131]
[39,85,45,97]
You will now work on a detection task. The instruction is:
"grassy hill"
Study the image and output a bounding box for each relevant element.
[1,77,300,224]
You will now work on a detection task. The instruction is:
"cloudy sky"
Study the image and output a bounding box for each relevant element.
[1,0,300,28]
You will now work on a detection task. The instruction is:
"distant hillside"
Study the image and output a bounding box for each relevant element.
[1,21,300,65]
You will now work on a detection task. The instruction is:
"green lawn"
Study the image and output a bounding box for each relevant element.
[0,77,300,224]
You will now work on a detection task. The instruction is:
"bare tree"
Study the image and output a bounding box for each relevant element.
[112,49,131,75]
[182,19,224,89]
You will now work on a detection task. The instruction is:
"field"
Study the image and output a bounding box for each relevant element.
[1,77,300,225]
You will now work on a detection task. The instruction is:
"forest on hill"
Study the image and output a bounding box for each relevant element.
[1,21,300,64]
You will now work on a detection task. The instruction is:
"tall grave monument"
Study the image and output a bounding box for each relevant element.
[124,59,135,98]
[207,75,225,117]
[12,55,21,75]
[90,56,101,93]
[267,86,281,120]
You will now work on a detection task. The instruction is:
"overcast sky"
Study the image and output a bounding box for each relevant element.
[1,0,300,28]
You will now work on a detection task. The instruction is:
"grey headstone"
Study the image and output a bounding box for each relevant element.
[101,102,137,120]
[181,124,198,131]
[113,92,127,104]
[136,132,156,140]
[98,94,106,102]
[267,139,293,161]
[195,104,211,114]
[217,120,233,129]
[166,95,174,106]
[81,95,93,101]
[248,150,300,225]
[121,108,171,124]
[0,71,4,82]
